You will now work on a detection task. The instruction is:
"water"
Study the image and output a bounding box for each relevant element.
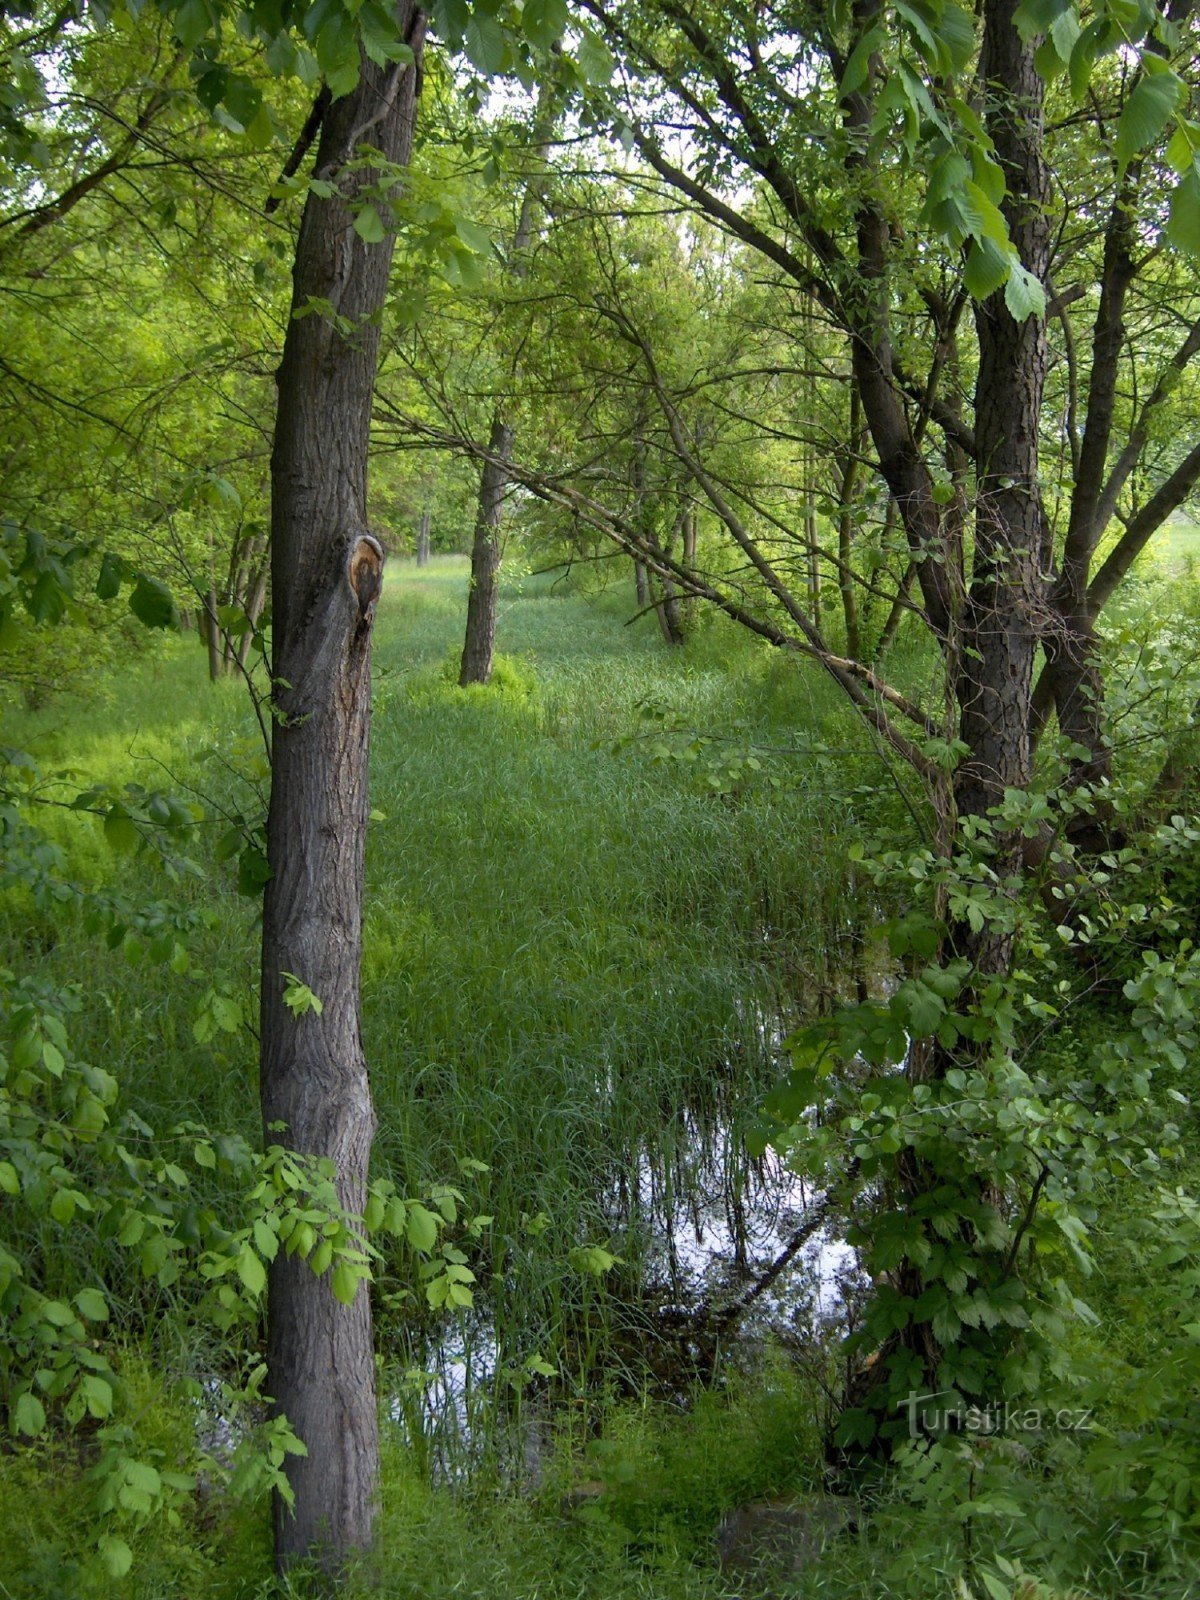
[387,1116,865,1482]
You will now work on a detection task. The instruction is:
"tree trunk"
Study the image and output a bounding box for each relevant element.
[416,506,431,565]
[458,87,557,685]
[955,0,1049,855]
[681,507,697,617]
[236,554,270,671]
[459,414,512,684]
[837,388,863,659]
[634,558,650,608]
[204,585,222,682]
[260,12,425,1574]
[653,568,686,645]
[651,505,688,645]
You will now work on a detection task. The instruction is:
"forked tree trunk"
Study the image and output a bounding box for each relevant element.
[261,12,425,1574]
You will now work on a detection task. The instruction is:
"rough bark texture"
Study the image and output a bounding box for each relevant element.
[261,13,425,1573]
[459,413,512,684]
[953,0,1049,960]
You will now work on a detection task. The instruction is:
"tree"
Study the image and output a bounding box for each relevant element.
[259,13,427,1568]
[400,0,1200,1433]
[4,0,587,1565]
[459,79,559,683]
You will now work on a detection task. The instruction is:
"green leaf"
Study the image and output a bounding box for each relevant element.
[455,216,493,256]
[405,1202,439,1253]
[353,204,386,244]
[98,1535,133,1580]
[331,1259,360,1305]
[1004,262,1046,321]
[81,1373,114,1417]
[1014,0,1072,45]
[14,1390,45,1435]
[964,236,1011,300]
[211,993,242,1033]
[1167,170,1200,254]
[223,75,262,131]
[253,1218,279,1261]
[524,0,568,47]
[930,0,976,74]
[281,972,323,1017]
[1167,121,1198,176]
[464,10,507,75]
[28,571,67,624]
[95,552,123,600]
[1115,68,1184,172]
[0,1160,18,1195]
[1068,20,1105,103]
[104,808,139,855]
[173,0,214,50]
[963,179,1009,245]
[577,32,614,85]
[74,1287,109,1321]
[236,1245,266,1296]
[569,1243,620,1276]
[128,573,179,630]
[236,844,272,897]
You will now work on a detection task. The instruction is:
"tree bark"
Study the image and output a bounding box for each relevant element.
[203,585,222,682]
[459,414,512,683]
[416,505,431,565]
[954,0,1049,852]
[260,11,425,1574]
[837,388,863,659]
[236,553,270,671]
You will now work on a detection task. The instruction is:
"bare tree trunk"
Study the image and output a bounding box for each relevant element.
[634,558,650,607]
[804,454,821,623]
[222,529,265,672]
[653,568,686,645]
[681,507,697,617]
[260,11,425,1575]
[416,506,431,565]
[459,414,512,683]
[236,554,269,671]
[837,388,863,659]
[458,85,557,685]
[204,585,222,682]
[650,504,687,645]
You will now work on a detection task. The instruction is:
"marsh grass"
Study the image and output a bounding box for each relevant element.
[6,557,881,1355]
[5,561,1200,1599]
[0,556,891,1590]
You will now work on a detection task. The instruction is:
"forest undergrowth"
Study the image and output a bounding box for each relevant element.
[1,559,1198,1599]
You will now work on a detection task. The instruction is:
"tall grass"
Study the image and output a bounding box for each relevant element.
[2,556,884,1465]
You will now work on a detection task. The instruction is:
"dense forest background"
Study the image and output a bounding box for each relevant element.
[3,1,1200,1596]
